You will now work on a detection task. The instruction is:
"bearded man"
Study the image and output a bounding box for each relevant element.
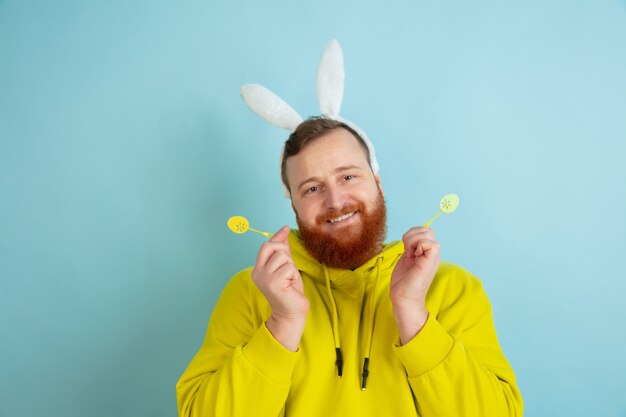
[176,116,523,417]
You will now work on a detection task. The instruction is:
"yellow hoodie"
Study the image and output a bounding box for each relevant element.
[176,230,523,416]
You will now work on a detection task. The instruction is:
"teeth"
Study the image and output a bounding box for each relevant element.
[328,212,355,223]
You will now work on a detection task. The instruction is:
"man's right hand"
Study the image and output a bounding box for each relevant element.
[251,226,309,351]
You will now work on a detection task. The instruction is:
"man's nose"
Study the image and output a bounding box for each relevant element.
[324,184,347,210]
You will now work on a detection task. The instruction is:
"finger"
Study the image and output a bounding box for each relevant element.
[268,226,293,257]
[414,239,440,258]
[403,233,438,257]
[414,240,424,258]
[265,250,296,274]
[403,226,431,236]
[273,262,299,286]
[256,241,292,268]
[269,225,290,243]
[422,240,441,260]
[402,226,436,243]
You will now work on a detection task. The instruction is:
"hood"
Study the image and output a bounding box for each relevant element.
[287,229,404,291]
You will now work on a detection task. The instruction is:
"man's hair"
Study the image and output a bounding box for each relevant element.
[281,116,372,193]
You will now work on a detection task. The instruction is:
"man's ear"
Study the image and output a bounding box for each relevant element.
[375,174,384,197]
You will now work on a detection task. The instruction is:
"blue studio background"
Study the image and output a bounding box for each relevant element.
[1,1,625,416]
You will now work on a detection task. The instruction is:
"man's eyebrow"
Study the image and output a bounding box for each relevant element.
[334,165,361,173]
[296,165,364,191]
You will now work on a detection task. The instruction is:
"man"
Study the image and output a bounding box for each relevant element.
[176,117,523,416]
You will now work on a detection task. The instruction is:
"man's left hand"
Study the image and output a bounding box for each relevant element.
[390,226,441,344]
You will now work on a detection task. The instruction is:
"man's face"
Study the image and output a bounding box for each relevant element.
[285,128,387,268]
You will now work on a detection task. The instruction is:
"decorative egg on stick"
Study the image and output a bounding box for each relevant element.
[227,216,274,238]
[423,194,460,227]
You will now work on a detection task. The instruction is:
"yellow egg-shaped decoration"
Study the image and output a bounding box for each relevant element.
[439,194,460,214]
[227,216,250,234]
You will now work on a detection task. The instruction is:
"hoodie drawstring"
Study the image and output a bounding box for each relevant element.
[361,256,382,390]
[323,265,343,377]
[323,257,383,388]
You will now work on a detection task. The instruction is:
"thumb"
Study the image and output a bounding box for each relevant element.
[270,225,290,243]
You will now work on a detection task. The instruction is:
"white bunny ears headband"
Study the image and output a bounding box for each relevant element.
[240,39,380,196]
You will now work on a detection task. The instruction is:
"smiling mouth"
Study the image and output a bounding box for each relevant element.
[326,211,357,224]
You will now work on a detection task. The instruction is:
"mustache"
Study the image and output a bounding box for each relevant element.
[316,203,363,224]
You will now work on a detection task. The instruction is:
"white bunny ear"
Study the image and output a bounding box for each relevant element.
[240,84,304,132]
[317,39,344,117]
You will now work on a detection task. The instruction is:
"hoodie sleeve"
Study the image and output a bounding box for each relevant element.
[392,265,524,417]
[176,269,299,417]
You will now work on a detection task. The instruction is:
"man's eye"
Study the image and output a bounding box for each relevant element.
[306,186,319,194]
[343,175,354,181]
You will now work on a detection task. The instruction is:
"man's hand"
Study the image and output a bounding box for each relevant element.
[390,226,441,345]
[251,226,309,351]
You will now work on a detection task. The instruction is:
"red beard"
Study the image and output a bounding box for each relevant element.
[296,191,387,270]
